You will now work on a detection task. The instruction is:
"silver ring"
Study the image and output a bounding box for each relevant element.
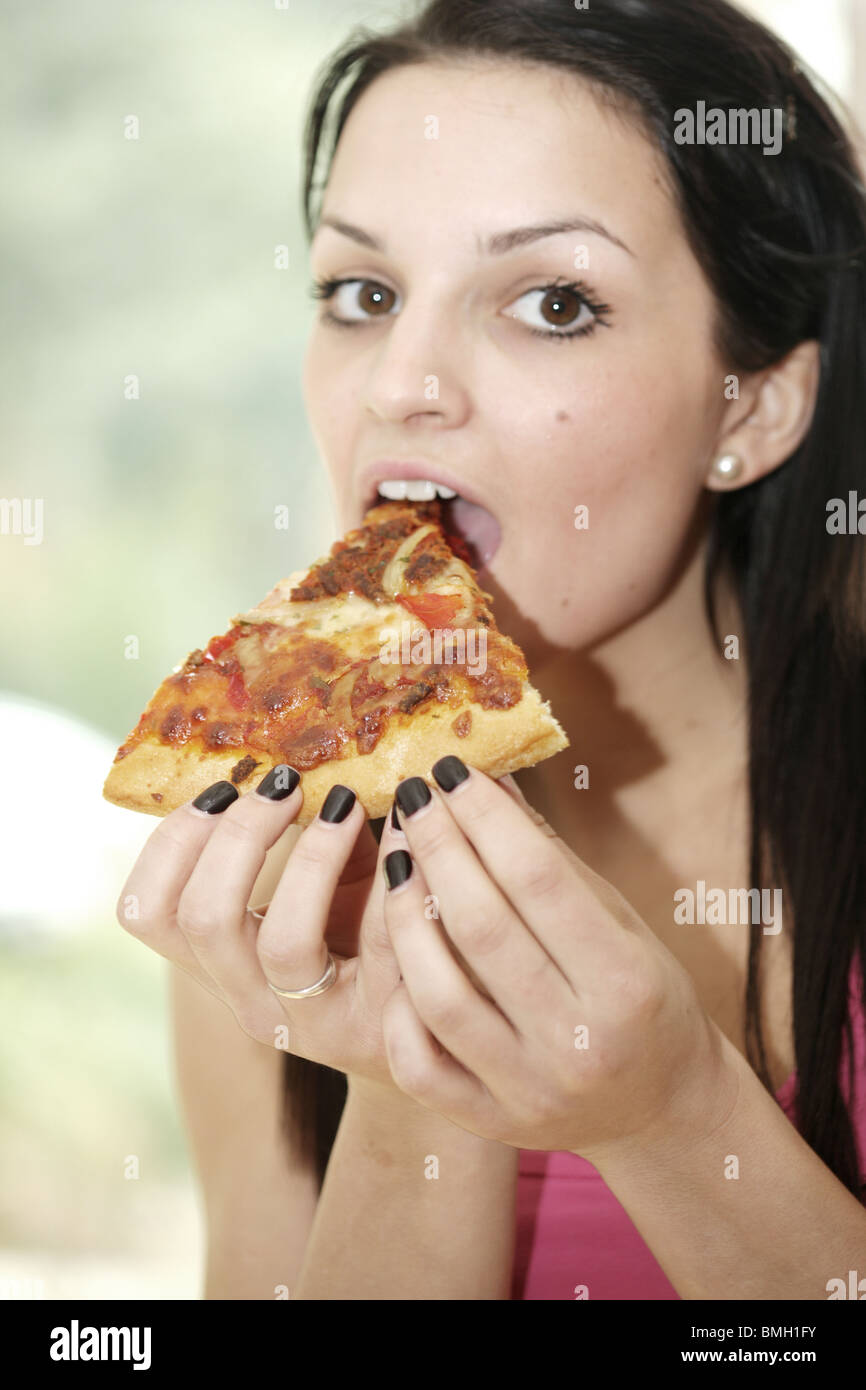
[266,953,337,1000]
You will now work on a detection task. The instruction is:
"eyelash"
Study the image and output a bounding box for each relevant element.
[308,274,613,342]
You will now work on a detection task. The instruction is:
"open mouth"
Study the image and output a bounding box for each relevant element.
[365,480,502,573]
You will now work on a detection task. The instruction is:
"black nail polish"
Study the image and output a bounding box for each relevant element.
[395,777,432,818]
[320,784,356,823]
[390,802,403,832]
[192,780,239,814]
[431,756,469,792]
[383,849,413,890]
[256,764,300,800]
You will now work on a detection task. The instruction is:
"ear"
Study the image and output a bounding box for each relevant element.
[705,339,821,492]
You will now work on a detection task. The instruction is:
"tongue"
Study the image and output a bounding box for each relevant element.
[444,496,501,571]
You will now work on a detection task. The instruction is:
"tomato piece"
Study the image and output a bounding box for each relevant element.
[226,671,250,709]
[204,627,241,660]
[396,593,461,627]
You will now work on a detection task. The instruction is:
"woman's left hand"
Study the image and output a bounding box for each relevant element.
[381,759,740,1163]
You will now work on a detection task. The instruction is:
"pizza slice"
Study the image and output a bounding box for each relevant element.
[102,498,568,824]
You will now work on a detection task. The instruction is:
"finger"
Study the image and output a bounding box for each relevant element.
[117,779,249,977]
[257,783,364,1002]
[497,773,648,939]
[353,803,415,1013]
[176,766,307,1014]
[432,759,633,972]
[495,773,550,827]
[392,775,571,1037]
[331,812,382,892]
[318,813,383,960]
[382,803,497,1004]
[381,980,492,1126]
[381,840,524,1092]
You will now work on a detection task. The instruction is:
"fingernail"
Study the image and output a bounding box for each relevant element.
[390,802,404,833]
[256,764,300,800]
[319,784,356,823]
[383,849,413,890]
[192,780,239,814]
[395,777,432,818]
[431,756,469,792]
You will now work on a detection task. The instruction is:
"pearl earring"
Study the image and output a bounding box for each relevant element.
[711,453,744,485]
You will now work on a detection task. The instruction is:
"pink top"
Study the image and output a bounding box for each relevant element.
[510,953,866,1300]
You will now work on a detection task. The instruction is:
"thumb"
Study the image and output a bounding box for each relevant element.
[496,771,592,878]
[497,773,640,930]
[496,772,558,838]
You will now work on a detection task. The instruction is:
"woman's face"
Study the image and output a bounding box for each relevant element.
[302,59,729,660]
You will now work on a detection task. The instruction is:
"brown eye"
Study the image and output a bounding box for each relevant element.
[504,282,601,338]
[538,286,582,327]
[320,279,399,323]
[356,282,396,316]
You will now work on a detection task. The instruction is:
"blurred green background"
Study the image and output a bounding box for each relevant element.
[0,0,859,1300]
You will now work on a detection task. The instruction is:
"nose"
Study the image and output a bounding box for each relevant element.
[362,294,472,428]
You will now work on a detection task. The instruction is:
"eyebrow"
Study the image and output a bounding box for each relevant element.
[314,214,634,258]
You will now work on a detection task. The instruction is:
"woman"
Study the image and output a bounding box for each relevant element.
[119,0,866,1299]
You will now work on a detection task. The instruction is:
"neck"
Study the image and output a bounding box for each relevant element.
[514,539,749,872]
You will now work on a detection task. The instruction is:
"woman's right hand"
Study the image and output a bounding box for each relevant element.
[115,766,422,1087]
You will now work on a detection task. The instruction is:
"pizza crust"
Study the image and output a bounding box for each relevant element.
[102,685,568,824]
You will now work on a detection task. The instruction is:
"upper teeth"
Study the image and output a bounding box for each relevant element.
[377,479,458,501]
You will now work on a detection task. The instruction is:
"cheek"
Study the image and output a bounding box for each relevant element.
[302,334,343,434]
[499,366,713,650]
[302,334,360,495]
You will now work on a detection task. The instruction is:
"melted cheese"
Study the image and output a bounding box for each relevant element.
[296,594,409,641]
[234,591,423,662]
